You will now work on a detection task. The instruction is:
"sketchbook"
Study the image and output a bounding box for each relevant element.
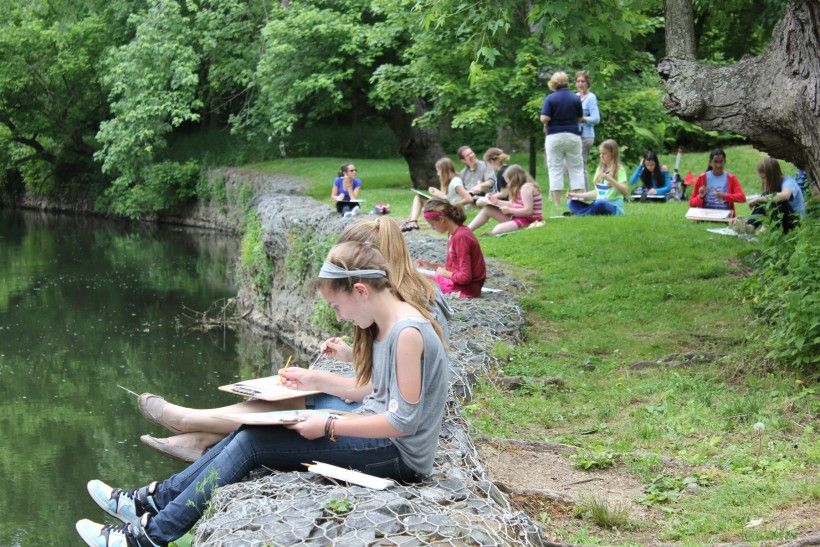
[216,409,351,426]
[219,375,320,401]
[410,188,433,200]
[685,207,732,222]
[631,192,668,202]
[306,461,397,490]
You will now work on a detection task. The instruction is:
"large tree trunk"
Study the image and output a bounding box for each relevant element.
[658,0,820,182]
[382,102,445,190]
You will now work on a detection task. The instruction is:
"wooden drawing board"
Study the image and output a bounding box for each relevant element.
[219,375,320,402]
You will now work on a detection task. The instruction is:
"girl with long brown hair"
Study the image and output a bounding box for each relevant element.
[401,157,473,232]
[78,241,449,547]
[468,164,543,234]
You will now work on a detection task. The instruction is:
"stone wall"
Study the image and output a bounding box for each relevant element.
[195,179,544,545]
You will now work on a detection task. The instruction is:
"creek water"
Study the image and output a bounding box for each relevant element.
[0,211,297,546]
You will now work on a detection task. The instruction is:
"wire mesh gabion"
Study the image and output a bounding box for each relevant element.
[194,239,543,546]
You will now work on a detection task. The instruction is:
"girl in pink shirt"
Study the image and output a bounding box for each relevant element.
[467,165,543,235]
[416,200,486,298]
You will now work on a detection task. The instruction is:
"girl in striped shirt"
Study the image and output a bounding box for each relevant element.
[468,164,543,235]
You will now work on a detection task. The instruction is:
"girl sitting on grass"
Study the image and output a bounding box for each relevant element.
[467,164,543,234]
[416,199,486,298]
[567,139,631,216]
[731,157,804,233]
[688,148,746,216]
[77,241,449,547]
[331,162,362,216]
[629,151,671,197]
[401,157,473,232]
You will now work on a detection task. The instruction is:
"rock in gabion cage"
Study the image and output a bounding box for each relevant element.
[194,211,544,545]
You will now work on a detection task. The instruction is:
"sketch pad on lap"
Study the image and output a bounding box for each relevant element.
[216,409,352,425]
[219,376,320,401]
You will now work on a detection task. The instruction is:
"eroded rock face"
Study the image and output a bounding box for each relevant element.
[197,175,544,545]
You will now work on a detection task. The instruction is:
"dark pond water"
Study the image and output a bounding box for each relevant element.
[0,211,296,546]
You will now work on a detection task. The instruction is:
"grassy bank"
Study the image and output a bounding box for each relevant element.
[249,146,818,543]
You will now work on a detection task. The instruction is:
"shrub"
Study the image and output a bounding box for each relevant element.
[743,209,819,369]
[570,448,618,470]
[239,212,273,299]
[99,160,201,218]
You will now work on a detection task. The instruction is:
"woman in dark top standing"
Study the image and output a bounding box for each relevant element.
[540,71,586,209]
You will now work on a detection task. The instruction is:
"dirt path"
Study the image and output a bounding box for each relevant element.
[477,439,661,542]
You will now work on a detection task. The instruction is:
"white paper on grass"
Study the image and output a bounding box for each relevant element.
[307,461,396,490]
[685,207,732,222]
[706,227,740,236]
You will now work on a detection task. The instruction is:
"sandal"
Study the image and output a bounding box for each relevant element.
[140,435,203,463]
[400,220,419,232]
[138,393,182,434]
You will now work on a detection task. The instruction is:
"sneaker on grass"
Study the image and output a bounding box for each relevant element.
[76,514,161,547]
[87,480,159,525]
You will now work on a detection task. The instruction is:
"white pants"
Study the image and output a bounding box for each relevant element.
[545,133,585,192]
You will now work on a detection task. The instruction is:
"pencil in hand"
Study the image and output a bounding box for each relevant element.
[279,355,293,384]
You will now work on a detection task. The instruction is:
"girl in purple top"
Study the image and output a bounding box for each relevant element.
[331,162,362,215]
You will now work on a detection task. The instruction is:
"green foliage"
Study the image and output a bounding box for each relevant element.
[321,496,354,515]
[574,497,633,530]
[97,160,201,218]
[285,227,336,283]
[169,533,194,547]
[237,183,254,210]
[238,0,390,140]
[95,0,202,197]
[0,2,117,191]
[239,212,272,298]
[694,0,788,63]
[185,466,219,518]
[311,299,346,335]
[743,211,820,369]
[642,473,713,505]
[570,449,618,470]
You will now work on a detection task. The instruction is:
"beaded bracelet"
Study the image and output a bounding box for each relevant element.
[324,416,338,442]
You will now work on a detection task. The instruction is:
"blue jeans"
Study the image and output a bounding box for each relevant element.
[568,198,618,216]
[146,425,418,543]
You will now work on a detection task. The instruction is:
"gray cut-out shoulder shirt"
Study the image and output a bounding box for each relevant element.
[358,317,449,475]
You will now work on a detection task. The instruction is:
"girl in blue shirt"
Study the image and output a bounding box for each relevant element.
[630,151,671,198]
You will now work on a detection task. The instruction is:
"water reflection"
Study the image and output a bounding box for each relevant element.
[0,211,296,546]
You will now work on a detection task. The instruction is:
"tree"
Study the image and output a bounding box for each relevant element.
[0,2,130,191]
[373,0,661,174]
[239,0,445,188]
[659,0,819,181]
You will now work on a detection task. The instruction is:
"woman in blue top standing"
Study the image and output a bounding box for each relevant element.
[540,71,586,209]
[331,163,362,216]
[575,71,600,190]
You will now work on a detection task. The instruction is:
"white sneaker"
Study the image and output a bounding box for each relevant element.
[351,206,360,216]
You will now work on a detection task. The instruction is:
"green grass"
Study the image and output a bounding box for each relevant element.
[244,145,818,543]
